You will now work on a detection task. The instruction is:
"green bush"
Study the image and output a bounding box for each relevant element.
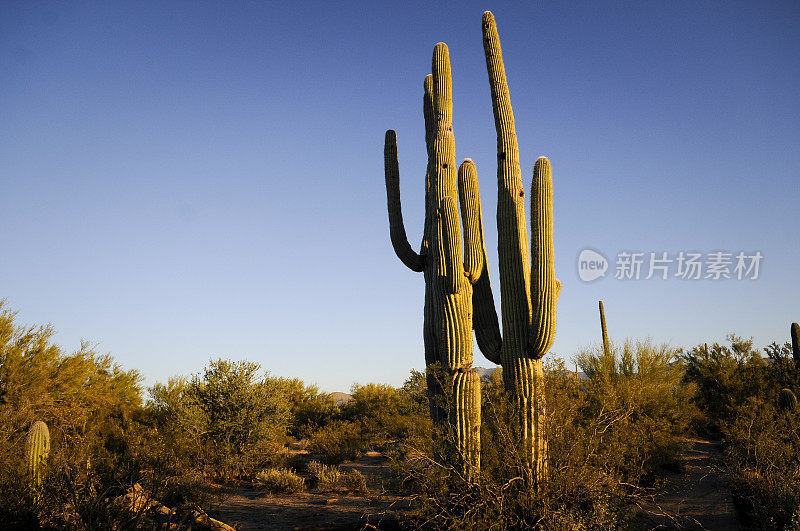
[342,382,427,443]
[148,359,292,480]
[682,334,800,529]
[308,420,366,464]
[254,467,305,494]
[681,335,769,428]
[724,398,800,529]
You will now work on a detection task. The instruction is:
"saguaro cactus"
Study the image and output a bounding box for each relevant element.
[384,43,491,478]
[778,388,797,413]
[468,11,561,483]
[791,322,800,367]
[25,420,50,488]
[599,301,610,356]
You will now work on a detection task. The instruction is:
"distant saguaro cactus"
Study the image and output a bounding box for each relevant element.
[25,421,50,488]
[599,301,610,356]
[384,44,490,478]
[467,11,561,483]
[778,388,797,413]
[792,322,800,367]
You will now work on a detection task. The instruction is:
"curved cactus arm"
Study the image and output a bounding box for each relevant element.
[599,300,610,356]
[384,130,425,272]
[438,196,463,295]
[528,157,560,358]
[420,74,435,258]
[457,159,485,283]
[791,322,800,366]
[482,11,533,351]
[459,159,502,364]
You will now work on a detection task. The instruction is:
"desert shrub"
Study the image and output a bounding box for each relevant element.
[276,378,340,439]
[308,460,340,491]
[308,420,366,464]
[397,340,697,529]
[342,469,368,495]
[254,467,305,494]
[723,398,800,529]
[681,335,770,429]
[341,382,429,445]
[682,334,800,529]
[574,339,698,478]
[148,359,292,480]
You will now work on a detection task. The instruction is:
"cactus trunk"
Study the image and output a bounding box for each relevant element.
[470,11,561,485]
[791,322,800,368]
[385,44,492,479]
[25,421,50,488]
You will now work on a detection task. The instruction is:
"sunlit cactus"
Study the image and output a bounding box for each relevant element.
[778,388,797,413]
[599,301,610,356]
[468,10,561,484]
[384,43,491,478]
[25,420,50,488]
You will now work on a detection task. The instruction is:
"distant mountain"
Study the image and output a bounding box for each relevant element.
[474,367,497,381]
[330,391,352,406]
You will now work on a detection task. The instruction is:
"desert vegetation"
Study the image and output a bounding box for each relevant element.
[3,297,799,529]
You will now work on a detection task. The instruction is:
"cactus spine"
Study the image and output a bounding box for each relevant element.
[599,301,610,356]
[384,43,490,478]
[778,388,797,413]
[468,11,561,483]
[25,421,50,488]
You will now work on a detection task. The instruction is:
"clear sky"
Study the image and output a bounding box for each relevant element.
[2,1,798,392]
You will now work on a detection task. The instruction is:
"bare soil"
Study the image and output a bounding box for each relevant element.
[207,451,407,531]
[637,438,742,530]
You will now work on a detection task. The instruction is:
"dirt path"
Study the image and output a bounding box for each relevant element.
[638,438,741,530]
[207,452,406,530]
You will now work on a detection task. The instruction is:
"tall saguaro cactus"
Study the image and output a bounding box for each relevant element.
[384,43,491,478]
[468,11,562,483]
[599,301,611,356]
[791,322,800,367]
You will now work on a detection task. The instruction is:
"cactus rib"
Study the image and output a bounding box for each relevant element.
[25,420,50,488]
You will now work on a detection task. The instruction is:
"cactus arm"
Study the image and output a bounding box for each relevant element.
[791,322,800,366]
[430,43,462,294]
[528,157,559,358]
[437,196,463,295]
[420,75,435,258]
[384,130,425,272]
[459,159,502,364]
[482,11,533,354]
[457,159,485,283]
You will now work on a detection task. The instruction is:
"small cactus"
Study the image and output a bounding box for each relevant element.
[778,388,797,413]
[25,421,50,487]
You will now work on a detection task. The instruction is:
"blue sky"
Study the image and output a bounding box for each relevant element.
[2,1,798,392]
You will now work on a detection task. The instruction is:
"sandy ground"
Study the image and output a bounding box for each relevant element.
[208,439,743,530]
[637,438,741,530]
[208,451,406,531]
